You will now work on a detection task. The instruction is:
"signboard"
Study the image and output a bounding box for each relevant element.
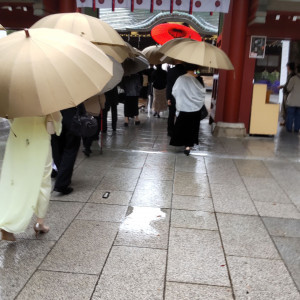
[249,36,266,59]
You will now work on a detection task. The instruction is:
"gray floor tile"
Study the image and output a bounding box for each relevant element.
[234,160,272,178]
[112,153,147,168]
[40,220,119,274]
[165,282,233,300]
[217,213,280,259]
[227,256,300,299]
[76,203,127,222]
[173,172,211,197]
[98,175,139,192]
[210,183,258,215]
[89,189,132,205]
[263,217,300,238]
[105,167,142,178]
[145,153,176,169]
[17,270,98,300]
[175,156,207,173]
[171,210,218,231]
[93,246,166,300]
[242,177,291,203]
[0,240,54,300]
[51,184,95,202]
[167,228,230,286]
[19,201,84,241]
[130,179,173,208]
[273,236,300,290]
[114,207,170,249]
[140,165,174,180]
[172,195,214,212]
[254,201,300,219]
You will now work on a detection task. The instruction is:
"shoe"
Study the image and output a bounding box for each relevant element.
[280,122,286,126]
[1,229,16,241]
[135,121,141,125]
[157,114,160,118]
[34,223,49,238]
[82,149,90,157]
[183,149,190,156]
[54,187,73,195]
[124,123,128,127]
[51,169,58,178]
[153,112,157,117]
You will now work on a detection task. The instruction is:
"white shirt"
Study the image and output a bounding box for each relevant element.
[172,73,205,112]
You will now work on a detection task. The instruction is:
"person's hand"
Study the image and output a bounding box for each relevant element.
[167,100,171,106]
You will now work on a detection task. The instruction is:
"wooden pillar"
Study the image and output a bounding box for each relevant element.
[215,0,252,124]
[59,0,77,13]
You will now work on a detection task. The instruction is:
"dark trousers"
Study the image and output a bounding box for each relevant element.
[51,127,81,189]
[82,116,101,151]
[168,105,176,136]
[103,104,117,131]
[286,106,300,132]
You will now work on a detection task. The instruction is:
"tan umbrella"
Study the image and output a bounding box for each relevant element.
[123,55,149,76]
[0,28,113,118]
[97,44,130,63]
[31,12,126,46]
[159,38,234,70]
[99,56,124,93]
[0,24,5,30]
[142,45,164,65]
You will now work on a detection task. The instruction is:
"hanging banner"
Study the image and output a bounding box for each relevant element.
[76,0,230,12]
[153,0,171,11]
[76,0,94,8]
[192,0,230,13]
[95,0,112,8]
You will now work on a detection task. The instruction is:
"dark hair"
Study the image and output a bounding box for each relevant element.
[184,63,199,71]
[297,64,300,73]
[287,62,295,71]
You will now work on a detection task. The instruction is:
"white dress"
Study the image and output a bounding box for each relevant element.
[0,114,61,233]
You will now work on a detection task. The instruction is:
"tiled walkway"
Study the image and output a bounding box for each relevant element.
[0,107,300,300]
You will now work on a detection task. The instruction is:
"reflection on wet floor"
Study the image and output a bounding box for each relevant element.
[0,104,300,299]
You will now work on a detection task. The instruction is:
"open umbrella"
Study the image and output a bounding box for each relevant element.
[31,12,126,46]
[100,56,124,93]
[0,28,113,118]
[142,45,164,65]
[159,38,234,70]
[151,23,202,45]
[123,55,149,76]
[97,44,130,63]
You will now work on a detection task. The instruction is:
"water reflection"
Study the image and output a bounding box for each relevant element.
[120,207,166,236]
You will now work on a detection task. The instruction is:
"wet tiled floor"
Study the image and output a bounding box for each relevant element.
[1,105,300,299]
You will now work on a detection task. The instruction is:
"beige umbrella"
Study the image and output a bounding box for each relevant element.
[31,12,126,46]
[142,45,164,65]
[0,24,5,30]
[159,38,234,70]
[123,55,149,76]
[0,28,113,118]
[97,44,130,63]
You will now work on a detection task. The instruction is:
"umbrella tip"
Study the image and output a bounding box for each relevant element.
[24,28,30,38]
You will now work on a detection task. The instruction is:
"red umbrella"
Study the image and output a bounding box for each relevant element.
[151,23,202,45]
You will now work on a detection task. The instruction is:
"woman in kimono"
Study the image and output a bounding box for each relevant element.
[0,113,62,241]
[170,63,205,156]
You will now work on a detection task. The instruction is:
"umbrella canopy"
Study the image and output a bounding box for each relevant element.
[151,23,202,45]
[100,56,124,93]
[159,38,234,70]
[0,28,113,118]
[31,12,126,46]
[97,44,130,63]
[0,24,5,30]
[123,55,149,76]
[142,45,164,65]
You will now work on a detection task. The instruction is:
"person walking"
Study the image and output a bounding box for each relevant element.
[166,60,186,136]
[103,86,119,132]
[0,113,62,241]
[170,63,205,156]
[279,62,296,126]
[152,64,168,118]
[122,74,142,126]
[82,94,105,156]
[286,65,300,133]
[51,105,85,195]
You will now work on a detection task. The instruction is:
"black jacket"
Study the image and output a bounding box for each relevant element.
[166,64,186,107]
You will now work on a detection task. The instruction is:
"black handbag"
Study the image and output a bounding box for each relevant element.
[199,105,208,121]
[71,107,98,138]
